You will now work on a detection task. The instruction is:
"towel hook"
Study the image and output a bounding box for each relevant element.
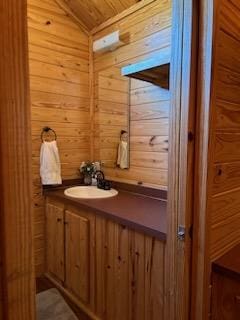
[41,127,57,142]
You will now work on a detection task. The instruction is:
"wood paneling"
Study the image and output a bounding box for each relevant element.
[163,1,198,319]
[65,209,95,307]
[0,0,35,318]
[212,272,240,320]
[93,0,171,189]
[28,0,90,275]
[46,198,165,320]
[193,0,240,319]
[58,0,141,31]
[209,0,240,261]
[95,216,165,320]
[46,201,65,282]
[95,67,130,169]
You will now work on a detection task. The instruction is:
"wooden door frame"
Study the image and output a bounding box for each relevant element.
[165,0,198,319]
[170,0,217,320]
[191,0,215,319]
[0,0,36,319]
[0,1,214,320]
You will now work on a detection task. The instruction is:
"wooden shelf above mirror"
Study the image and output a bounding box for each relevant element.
[121,58,170,89]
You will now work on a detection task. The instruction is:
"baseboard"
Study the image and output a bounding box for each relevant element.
[45,273,101,320]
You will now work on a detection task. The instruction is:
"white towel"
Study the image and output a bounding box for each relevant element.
[40,141,62,185]
[117,141,129,169]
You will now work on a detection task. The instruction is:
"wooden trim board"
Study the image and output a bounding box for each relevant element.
[0,0,36,318]
[191,0,214,317]
[165,0,197,319]
[45,273,100,320]
[54,0,90,35]
[89,35,94,161]
[90,0,157,35]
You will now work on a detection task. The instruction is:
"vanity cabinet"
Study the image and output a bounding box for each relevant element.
[46,199,95,310]
[46,202,65,283]
[45,196,166,320]
[65,208,95,306]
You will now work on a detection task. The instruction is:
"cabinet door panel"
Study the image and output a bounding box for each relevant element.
[46,202,64,282]
[95,217,165,320]
[212,273,240,320]
[65,210,91,304]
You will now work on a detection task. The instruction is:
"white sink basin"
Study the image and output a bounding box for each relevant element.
[64,186,118,199]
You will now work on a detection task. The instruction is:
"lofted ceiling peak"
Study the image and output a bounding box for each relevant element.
[55,0,142,32]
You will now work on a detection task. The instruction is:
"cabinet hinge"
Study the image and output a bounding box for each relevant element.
[177,226,186,241]
[177,225,194,241]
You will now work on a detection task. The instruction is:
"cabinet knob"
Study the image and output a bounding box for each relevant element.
[57,218,62,222]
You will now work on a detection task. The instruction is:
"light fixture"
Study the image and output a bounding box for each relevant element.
[93,30,127,53]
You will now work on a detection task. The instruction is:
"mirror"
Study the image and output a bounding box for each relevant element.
[96,66,130,169]
[96,65,169,176]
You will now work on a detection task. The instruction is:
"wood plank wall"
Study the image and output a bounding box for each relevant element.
[46,196,166,320]
[27,0,90,275]
[93,0,172,188]
[209,0,240,261]
[130,79,169,185]
[0,0,36,317]
[95,216,165,320]
[95,67,130,168]
[193,1,240,318]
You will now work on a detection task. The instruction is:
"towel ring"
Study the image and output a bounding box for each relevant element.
[41,127,57,142]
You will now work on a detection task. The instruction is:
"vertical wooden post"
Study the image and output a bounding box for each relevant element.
[89,35,95,162]
[0,0,36,319]
[165,0,197,319]
[191,0,214,318]
[165,0,184,317]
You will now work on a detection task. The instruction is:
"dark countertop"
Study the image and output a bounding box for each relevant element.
[45,187,167,241]
[212,244,240,281]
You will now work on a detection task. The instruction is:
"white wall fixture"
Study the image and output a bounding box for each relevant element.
[93,30,126,53]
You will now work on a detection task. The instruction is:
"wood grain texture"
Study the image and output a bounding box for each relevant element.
[93,0,171,189]
[95,67,130,169]
[209,0,240,260]
[122,61,170,89]
[46,201,65,282]
[28,0,91,275]
[192,0,240,319]
[0,0,36,318]
[190,0,214,319]
[59,0,140,31]
[65,207,95,310]
[90,0,157,35]
[212,272,240,320]
[164,1,197,320]
[46,198,165,320]
[54,0,90,35]
[96,215,166,320]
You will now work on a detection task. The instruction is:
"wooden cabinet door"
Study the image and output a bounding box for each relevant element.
[46,202,65,283]
[65,209,95,306]
[212,273,240,320]
[95,217,166,320]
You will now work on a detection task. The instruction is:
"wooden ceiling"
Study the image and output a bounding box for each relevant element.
[58,0,141,31]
